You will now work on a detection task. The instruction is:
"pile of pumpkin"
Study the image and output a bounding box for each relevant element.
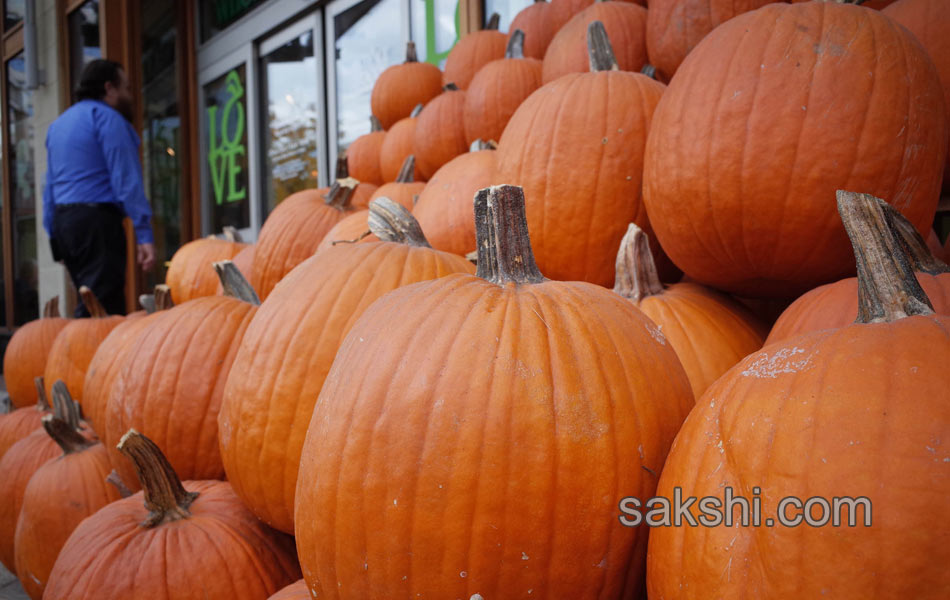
[2,0,949,598]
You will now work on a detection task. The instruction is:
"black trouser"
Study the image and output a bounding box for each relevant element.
[52,203,127,317]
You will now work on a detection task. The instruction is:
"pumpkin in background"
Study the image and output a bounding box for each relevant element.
[507,0,571,60]
[643,1,947,298]
[367,155,425,210]
[379,104,425,182]
[44,430,301,600]
[103,264,259,492]
[165,227,246,304]
[614,223,767,399]
[495,22,668,286]
[219,200,475,533]
[315,210,377,252]
[268,580,309,600]
[371,42,443,129]
[647,191,950,599]
[345,116,386,185]
[4,298,69,409]
[413,143,496,257]
[43,287,123,405]
[442,13,506,89]
[542,0,648,83]
[294,186,692,598]
[646,0,781,82]
[412,84,468,179]
[464,30,543,145]
[0,379,50,461]
[551,0,646,23]
[14,386,121,599]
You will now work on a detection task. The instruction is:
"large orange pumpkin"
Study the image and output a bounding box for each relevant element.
[371,42,443,129]
[412,84,468,180]
[442,13,507,89]
[44,430,301,600]
[165,227,246,304]
[219,200,475,533]
[379,104,425,182]
[294,185,692,598]
[642,1,947,298]
[0,379,49,460]
[551,0,646,23]
[4,298,69,409]
[508,0,572,60]
[495,22,668,286]
[269,579,309,599]
[647,191,950,599]
[345,116,386,185]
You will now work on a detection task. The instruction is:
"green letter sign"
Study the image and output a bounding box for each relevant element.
[207,70,247,205]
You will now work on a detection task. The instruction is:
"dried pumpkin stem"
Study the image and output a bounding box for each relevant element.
[222,226,242,243]
[106,469,133,498]
[475,185,546,285]
[43,414,93,455]
[485,12,501,30]
[641,64,657,79]
[213,260,261,305]
[875,200,949,275]
[368,198,432,247]
[470,139,497,152]
[443,82,460,91]
[836,190,934,323]
[335,154,349,179]
[42,296,60,319]
[79,286,108,318]
[410,103,424,118]
[396,155,416,183]
[370,115,383,132]
[139,293,156,314]
[324,178,359,211]
[34,377,50,412]
[154,284,174,311]
[50,380,82,431]
[506,29,525,59]
[587,21,619,72]
[405,41,419,63]
[614,223,664,301]
[117,429,199,528]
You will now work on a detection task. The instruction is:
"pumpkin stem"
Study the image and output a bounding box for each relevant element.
[34,377,50,412]
[335,154,350,180]
[506,29,525,59]
[50,380,82,431]
[324,177,359,211]
[106,469,133,498]
[837,191,934,324]
[641,64,657,79]
[410,103,424,118]
[117,429,199,528]
[613,223,664,301]
[79,286,108,318]
[370,115,383,132]
[213,260,261,305]
[875,201,949,276]
[368,198,432,247]
[154,284,174,311]
[330,230,373,246]
[475,185,546,285]
[42,414,94,455]
[485,12,501,30]
[42,296,61,319]
[587,21,620,72]
[396,155,416,183]
[221,226,242,243]
[470,139,498,152]
[443,82,460,91]
[139,293,156,314]
[405,41,419,63]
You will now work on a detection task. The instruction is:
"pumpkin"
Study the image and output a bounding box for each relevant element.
[372,42,443,130]
[542,0,648,83]
[219,199,475,533]
[495,22,668,286]
[766,201,950,344]
[647,191,950,599]
[103,263,259,492]
[44,430,301,600]
[4,298,69,409]
[646,0,781,82]
[508,0,572,60]
[345,116,386,185]
[43,287,124,405]
[642,1,947,298]
[442,13,507,89]
[269,580,309,600]
[315,210,376,252]
[367,155,425,210]
[379,104,425,183]
[551,0,646,23]
[464,30,543,145]
[614,223,767,398]
[294,185,692,597]
[13,391,121,599]
[0,379,50,461]
[165,227,246,304]
[412,84,468,180]
[412,143,496,257]
[215,243,255,295]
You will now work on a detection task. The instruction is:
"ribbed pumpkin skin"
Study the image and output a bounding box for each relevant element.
[412,150,496,257]
[0,406,47,461]
[43,315,123,405]
[216,244,256,295]
[44,480,302,600]
[646,0,781,82]
[647,319,950,599]
[371,61,443,130]
[4,317,68,408]
[551,0,646,22]
[219,242,475,533]
[104,297,257,492]
[14,443,120,599]
[633,282,767,398]
[464,56,543,145]
[442,30,506,89]
[269,579,309,599]
[413,89,468,180]
[379,116,424,183]
[0,430,59,572]
[642,2,947,298]
[166,238,246,304]
[346,130,386,185]
[495,72,665,286]
[316,210,378,252]
[367,180,426,211]
[295,275,693,598]
[766,272,950,344]
[508,0,572,60]
[542,2,648,83]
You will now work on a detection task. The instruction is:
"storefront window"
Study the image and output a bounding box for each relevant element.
[483,0,533,30]
[410,0,458,67]
[200,0,267,43]
[261,29,318,214]
[7,54,38,325]
[67,0,101,103]
[204,64,250,232]
[5,0,23,31]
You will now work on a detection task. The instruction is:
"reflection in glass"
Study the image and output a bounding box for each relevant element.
[483,0,533,31]
[204,65,250,232]
[141,0,180,289]
[334,0,402,152]
[5,0,24,30]
[7,54,37,325]
[67,0,101,103]
[409,0,458,67]
[261,30,318,215]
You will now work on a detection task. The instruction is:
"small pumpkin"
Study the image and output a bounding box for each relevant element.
[379,104,425,183]
[3,298,69,409]
[412,84,469,180]
[165,227,246,304]
[345,116,386,185]
[372,42,443,129]
[442,13,507,89]
[0,379,50,461]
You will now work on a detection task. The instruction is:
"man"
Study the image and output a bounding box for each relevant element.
[43,59,155,317]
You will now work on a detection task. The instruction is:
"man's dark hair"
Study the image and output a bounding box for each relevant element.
[75,59,124,102]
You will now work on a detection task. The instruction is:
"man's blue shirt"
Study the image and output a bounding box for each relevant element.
[43,99,153,244]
